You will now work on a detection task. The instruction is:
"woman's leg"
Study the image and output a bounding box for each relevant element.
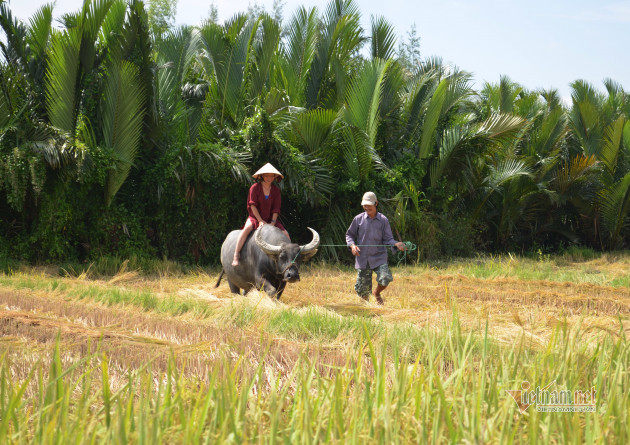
[281,229,290,241]
[232,220,254,266]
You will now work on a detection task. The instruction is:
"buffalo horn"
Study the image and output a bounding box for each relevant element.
[255,227,282,255]
[299,227,320,253]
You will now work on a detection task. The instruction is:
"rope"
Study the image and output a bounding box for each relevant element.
[290,245,304,265]
[318,241,417,266]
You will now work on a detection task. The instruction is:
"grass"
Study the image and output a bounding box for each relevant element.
[267,307,374,342]
[59,255,190,278]
[69,285,215,317]
[1,314,628,443]
[1,252,630,442]
[422,250,630,287]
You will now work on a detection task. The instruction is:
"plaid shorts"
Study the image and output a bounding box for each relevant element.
[354,263,393,297]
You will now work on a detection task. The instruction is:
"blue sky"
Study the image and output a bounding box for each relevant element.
[7,0,630,102]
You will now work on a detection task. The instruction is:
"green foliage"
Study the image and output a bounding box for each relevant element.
[146,0,177,39]
[397,23,421,74]
[560,245,599,262]
[101,61,146,206]
[1,0,630,264]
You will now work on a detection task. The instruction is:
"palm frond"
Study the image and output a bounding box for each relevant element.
[194,144,252,185]
[539,88,562,110]
[344,59,389,146]
[98,0,127,47]
[26,3,53,58]
[476,113,527,145]
[30,137,71,170]
[0,2,27,63]
[250,14,281,100]
[571,79,605,105]
[263,88,292,116]
[101,61,146,206]
[603,78,623,97]
[378,61,404,119]
[340,125,362,180]
[568,79,608,157]
[289,108,338,154]
[324,0,360,25]
[329,12,364,67]
[570,99,602,156]
[0,86,10,128]
[499,75,522,113]
[306,0,363,108]
[327,56,348,109]
[78,0,116,70]
[199,14,254,125]
[429,126,472,189]
[279,6,318,105]
[527,107,567,157]
[599,171,630,248]
[553,155,599,196]
[279,152,334,206]
[417,77,447,159]
[486,158,532,189]
[400,72,437,144]
[76,115,97,149]
[370,15,396,60]
[599,116,625,179]
[45,31,81,132]
[442,69,474,114]
[418,56,444,76]
[338,116,388,181]
[155,27,201,132]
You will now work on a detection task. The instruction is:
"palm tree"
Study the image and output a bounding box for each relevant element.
[305,0,364,109]
[568,79,630,247]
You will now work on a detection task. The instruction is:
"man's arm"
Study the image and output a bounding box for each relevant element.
[346,216,361,256]
[382,216,405,251]
[345,216,357,246]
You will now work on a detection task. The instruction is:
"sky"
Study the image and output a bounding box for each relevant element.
[6,0,630,102]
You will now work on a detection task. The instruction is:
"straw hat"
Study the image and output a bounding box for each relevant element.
[253,163,284,181]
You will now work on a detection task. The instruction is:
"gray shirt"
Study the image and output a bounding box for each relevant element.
[345,212,398,269]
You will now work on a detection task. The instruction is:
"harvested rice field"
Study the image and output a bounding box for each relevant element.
[2,252,630,443]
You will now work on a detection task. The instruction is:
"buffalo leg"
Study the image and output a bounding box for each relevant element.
[227,279,241,295]
[256,275,278,296]
[262,280,278,296]
[275,281,287,300]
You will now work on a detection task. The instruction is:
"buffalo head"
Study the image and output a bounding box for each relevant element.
[255,227,320,282]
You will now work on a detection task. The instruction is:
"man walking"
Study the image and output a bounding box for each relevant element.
[346,192,406,305]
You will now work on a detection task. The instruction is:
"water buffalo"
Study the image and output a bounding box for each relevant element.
[215,224,319,298]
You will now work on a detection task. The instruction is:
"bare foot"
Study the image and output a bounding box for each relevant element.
[231,255,239,267]
[374,294,384,305]
[359,294,369,302]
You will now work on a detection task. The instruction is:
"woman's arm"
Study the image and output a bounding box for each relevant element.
[250,205,265,224]
[270,185,281,215]
[247,183,260,209]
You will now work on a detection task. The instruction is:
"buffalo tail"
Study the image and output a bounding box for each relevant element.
[214,270,225,288]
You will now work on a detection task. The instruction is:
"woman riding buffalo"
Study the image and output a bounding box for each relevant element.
[232,163,290,266]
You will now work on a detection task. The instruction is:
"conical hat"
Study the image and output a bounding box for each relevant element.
[253,163,284,181]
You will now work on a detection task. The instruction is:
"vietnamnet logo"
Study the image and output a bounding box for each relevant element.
[506,380,597,413]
